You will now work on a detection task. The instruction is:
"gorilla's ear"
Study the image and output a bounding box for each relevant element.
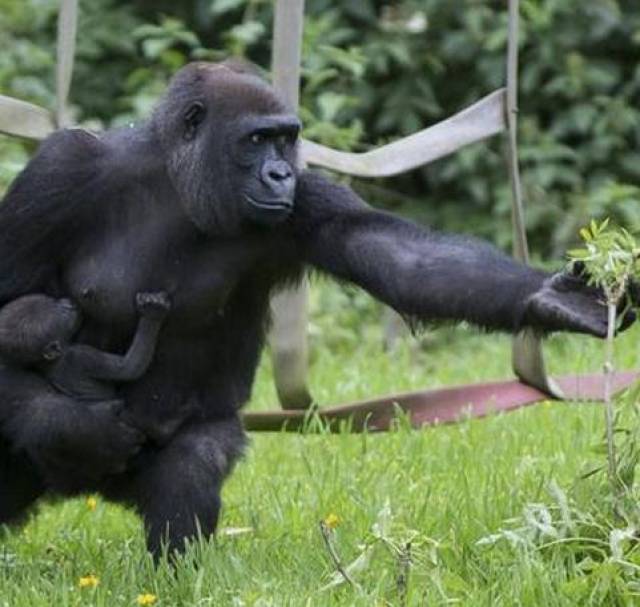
[219,58,265,79]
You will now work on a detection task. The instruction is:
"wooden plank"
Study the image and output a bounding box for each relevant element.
[301,89,506,177]
[0,95,54,140]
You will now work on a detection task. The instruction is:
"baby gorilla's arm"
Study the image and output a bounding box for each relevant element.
[72,292,171,382]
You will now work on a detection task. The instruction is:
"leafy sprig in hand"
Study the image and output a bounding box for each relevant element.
[568,218,640,308]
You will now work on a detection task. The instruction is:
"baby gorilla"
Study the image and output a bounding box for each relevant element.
[0,292,171,491]
[0,292,170,399]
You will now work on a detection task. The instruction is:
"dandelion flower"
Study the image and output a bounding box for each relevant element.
[78,574,99,589]
[323,513,341,529]
[86,496,98,511]
[137,592,158,605]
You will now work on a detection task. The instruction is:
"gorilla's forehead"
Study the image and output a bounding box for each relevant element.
[193,62,290,117]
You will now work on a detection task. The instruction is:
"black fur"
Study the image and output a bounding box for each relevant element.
[0,60,621,557]
[0,293,170,398]
[0,292,176,492]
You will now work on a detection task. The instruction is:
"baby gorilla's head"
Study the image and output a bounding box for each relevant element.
[0,295,81,365]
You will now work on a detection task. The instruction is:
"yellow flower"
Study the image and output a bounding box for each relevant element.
[86,496,98,511]
[323,513,341,529]
[78,574,100,589]
[137,593,158,605]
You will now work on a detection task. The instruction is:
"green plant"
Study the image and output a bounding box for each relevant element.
[568,219,640,505]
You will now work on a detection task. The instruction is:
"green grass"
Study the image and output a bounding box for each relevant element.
[1,283,640,606]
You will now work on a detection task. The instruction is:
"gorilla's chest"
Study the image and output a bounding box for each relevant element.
[64,216,277,328]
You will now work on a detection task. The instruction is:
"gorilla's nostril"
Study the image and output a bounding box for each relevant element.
[269,169,291,182]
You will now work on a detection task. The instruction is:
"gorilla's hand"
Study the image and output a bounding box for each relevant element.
[524,269,636,337]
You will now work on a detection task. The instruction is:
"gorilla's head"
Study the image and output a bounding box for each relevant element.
[0,295,80,365]
[153,61,301,235]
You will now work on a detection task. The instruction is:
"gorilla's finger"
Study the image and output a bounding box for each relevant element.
[617,309,636,333]
[565,312,608,338]
[627,279,640,307]
[570,260,586,277]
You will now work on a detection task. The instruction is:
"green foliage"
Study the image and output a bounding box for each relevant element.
[568,219,640,545]
[325,0,640,255]
[568,218,640,302]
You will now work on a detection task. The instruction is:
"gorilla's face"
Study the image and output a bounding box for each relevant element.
[230,114,300,227]
[154,61,301,236]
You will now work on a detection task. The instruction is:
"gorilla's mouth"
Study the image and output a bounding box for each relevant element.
[245,195,293,212]
[244,194,293,225]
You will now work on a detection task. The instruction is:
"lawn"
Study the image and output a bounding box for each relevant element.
[1,281,640,606]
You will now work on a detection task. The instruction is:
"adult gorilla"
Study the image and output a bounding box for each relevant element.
[0,61,624,556]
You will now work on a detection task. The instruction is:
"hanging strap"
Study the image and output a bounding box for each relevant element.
[0,0,78,139]
[302,89,506,176]
[505,0,562,398]
[268,0,313,410]
[243,371,638,432]
[0,95,54,139]
[55,0,78,128]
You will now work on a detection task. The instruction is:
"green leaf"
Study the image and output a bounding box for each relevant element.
[210,0,244,16]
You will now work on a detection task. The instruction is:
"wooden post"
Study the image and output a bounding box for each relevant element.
[269,0,313,409]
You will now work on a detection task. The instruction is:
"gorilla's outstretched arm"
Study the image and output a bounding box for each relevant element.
[294,171,612,337]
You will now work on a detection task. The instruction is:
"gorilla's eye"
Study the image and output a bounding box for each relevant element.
[250,132,265,145]
[183,102,206,140]
[276,134,295,148]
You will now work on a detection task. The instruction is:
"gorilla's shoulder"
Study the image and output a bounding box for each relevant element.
[99,124,165,178]
[38,127,106,162]
[1,128,107,210]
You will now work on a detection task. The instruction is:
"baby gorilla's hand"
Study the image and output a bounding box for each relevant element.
[136,291,171,320]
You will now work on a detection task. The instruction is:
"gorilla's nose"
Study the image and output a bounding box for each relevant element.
[261,160,294,197]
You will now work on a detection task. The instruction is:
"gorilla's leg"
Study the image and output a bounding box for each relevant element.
[0,437,44,525]
[109,416,246,558]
